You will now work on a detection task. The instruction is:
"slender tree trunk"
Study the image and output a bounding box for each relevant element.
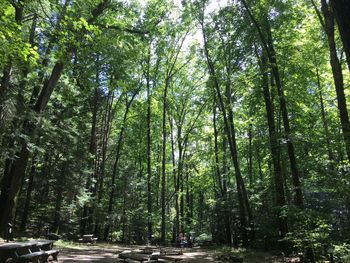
[81,83,99,235]
[248,124,253,186]
[213,99,224,195]
[19,157,36,232]
[266,27,304,208]
[160,77,168,245]
[240,0,304,208]
[170,117,180,237]
[259,52,289,239]
[201,19,250,246]
[94,92,114,235]
[315,64,334,168]
[121,170,128,243]
[146,43,153,241]
[221,135,232,245]
[103,92,137,240]
[52,161,67,232]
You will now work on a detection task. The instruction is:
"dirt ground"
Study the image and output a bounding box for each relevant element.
[58,244,283,263]
[59,245,216,262]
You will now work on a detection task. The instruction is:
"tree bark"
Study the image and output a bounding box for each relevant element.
[320,0,350,163]
[19,156,36,232]
[52,162,67,232]
[201,18,250,246]
[213,99,223,195]
[0,0,110,236]
[103,92,137,240]
[258,51,289,239]
[94,91,114,235]
[239,0,304,208]
[146,42,153,242]
[160,76,168,245]
[81,80,99,235]
[330,0,350,71]
[315,64,334,169]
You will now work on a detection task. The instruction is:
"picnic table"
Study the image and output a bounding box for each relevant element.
[151,251,184,262]
[0,240,59,262]
[78,234,98,243]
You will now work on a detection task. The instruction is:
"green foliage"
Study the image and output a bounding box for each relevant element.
[284,208,331,256]
[0,0,349,253]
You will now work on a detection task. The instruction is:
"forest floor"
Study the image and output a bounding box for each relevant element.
[57,243,285,262]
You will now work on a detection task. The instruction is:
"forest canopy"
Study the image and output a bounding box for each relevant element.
[0,0,350,257]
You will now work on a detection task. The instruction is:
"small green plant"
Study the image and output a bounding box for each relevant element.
[284,207,331,260]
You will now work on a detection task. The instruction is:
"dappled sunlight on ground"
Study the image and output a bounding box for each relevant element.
[59,244,218,262]
[58,244,284,262]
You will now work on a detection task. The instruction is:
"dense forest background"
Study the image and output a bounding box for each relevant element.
[0,0,350,256]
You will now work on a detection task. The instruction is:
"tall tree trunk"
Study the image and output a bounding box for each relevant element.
[121,169,128,243]
[330,0,350,71]
[0,0,110,236]
[19,156,36,232]
[159,33,186,244]
[103,92,137,240]
[52,161,67,232]
[320,0,350,163]
[213,99,223,195]
[221,136,232,245]
[259,51,289,240]
[315,64,334,168]
[160,77,168,245]
[146,43,153,242]
[170,117,180,238]
[94,91,114,235]
[248,124,253,187]
[81,82,99,235]
[240,0,304,207]
[266,25,304,208]
[201,19,250,246]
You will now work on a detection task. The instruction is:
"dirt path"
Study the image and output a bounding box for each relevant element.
[58,245,217,263]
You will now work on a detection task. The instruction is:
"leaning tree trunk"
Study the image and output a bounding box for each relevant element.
[0,62,64,236]
[0,0,111,237]
[201,19,250,246]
